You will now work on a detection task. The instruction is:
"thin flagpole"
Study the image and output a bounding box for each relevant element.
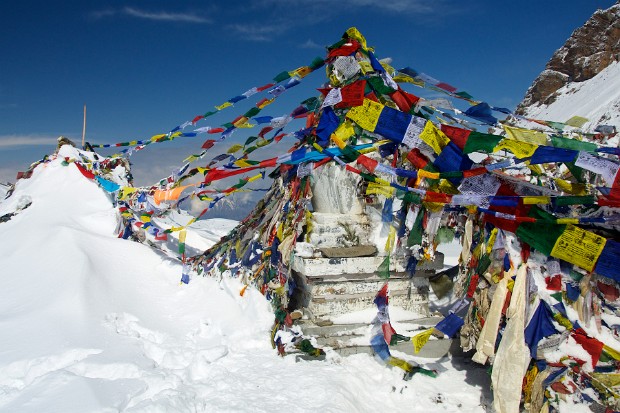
[81,104,86,149]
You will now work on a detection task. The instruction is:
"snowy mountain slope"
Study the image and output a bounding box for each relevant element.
[0,146,487,412]
[521,60,620,132]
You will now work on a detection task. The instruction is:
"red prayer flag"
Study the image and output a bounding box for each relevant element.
[571,328,604,366]
[256,83,275,92]
[201,139,216,149]
[356,154,378,172]
[436,82,457,93]
[406,148,429,170]
[389,89,420,113]
[441,124,472,151]
[74,162,95,180]
[336,79,366,109]
[327,40,361,59]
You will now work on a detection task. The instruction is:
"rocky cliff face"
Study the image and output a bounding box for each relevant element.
[516,2,620,113]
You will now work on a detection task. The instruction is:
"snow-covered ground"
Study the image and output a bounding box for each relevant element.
[523,60,620,132]
[0,147,488,412]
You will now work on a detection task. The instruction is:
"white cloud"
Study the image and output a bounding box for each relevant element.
[301,39,323,49]
[91,7,212,24]
[226,24,288,42]
[251,0,440,14]
[0,134,59,148]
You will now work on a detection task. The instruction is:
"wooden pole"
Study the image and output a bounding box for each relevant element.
[81,104,86,149]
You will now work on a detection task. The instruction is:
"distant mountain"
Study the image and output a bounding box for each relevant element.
[516,2,620,131]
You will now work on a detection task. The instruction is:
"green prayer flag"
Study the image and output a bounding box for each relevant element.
[463,132,503,154]
[378,255,391,279]
[273,71,291,83]
[244,107,261,118]
[554,195,596,206]
[516,223,566,256]
[367,76,396,95]
[407,209,424,247]
[309,56,325,70]
[551,135,597,152]
[455,91,474,100]
[341,145,361,161]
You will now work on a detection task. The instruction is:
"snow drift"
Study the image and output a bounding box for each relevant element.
[0,146,486,412]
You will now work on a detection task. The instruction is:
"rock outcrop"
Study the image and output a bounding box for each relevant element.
[516,2,620,112]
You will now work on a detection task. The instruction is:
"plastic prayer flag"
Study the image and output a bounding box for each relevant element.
[412,328,434,353]
[153,185,192,205]
[95,176,120,192]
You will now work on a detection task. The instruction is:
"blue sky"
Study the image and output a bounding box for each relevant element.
[0,0,616,194]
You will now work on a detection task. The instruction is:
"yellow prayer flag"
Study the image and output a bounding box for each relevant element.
[184,155,199,163]
[374,177,391,186]
[247,173,263,183]
[503,125,548,146]
[227,144,244,154]
[486,228,498,254]
[234,159,255,168]
[522,196,551,205]
[233,117,250,128]
[289,66,312,79]
[385,225,396,253]
[418,169,440,179]
[257,98,274,109]
[345,27,371,51]
[332,121,355,149]
[358,60,374,75]
[554,178,587,195]
[387,357,414,373]
[393,74,424,87]
[494,139,538,158]
[366,182,395,197]
[603,345,620,361]
[412,328,434,353]
[419,121,450,155]
[565,116,589,128]
[346,98,384,132]
[118,187,139,200]
[550,224,607,272]
[215,101,233,110]
[556,218,579,225]
[150,134,167,142]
